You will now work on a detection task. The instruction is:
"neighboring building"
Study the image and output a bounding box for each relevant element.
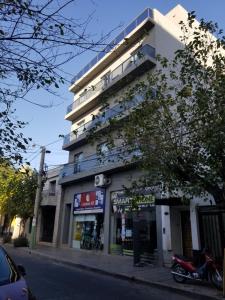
[56,5,224,264]
[37,166,63,246]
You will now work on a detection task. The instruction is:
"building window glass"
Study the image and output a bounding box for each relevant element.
[74,152,83,173]
[75,119,86,136]
[49,180,56,196]
[130,46,142,66]
[97,142,110,165]
[97,142,109,155]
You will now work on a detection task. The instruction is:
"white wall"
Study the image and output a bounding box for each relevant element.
[190,195,215,250]
[12,217,22,239]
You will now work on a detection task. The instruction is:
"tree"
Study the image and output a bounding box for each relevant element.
[0,162,37,228]
[92,13,225,206]
[0,0,113,163]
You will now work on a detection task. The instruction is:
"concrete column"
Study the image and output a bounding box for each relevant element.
[59,196,65,246]
[36,209,42,242]
[161,205,172,265]
[103,188,110,254]
[156,205,163,266]
[190,201,201,250]
[52,186,64,247]
[68,203,74,248]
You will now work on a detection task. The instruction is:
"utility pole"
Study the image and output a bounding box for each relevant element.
[30,146,46,249]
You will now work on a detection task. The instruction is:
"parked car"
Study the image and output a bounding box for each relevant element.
[0,245,35,300]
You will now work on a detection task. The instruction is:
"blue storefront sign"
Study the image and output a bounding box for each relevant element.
[73,189,105,214]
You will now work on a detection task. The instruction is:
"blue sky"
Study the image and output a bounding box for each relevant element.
[14,0,225,170]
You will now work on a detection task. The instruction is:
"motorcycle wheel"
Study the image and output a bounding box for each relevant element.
[172,264,187,283]
[209,269,223,290]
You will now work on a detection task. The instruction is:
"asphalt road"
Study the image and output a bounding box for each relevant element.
[7,248,193,300]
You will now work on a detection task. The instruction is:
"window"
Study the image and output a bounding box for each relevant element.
[79,90,88,104]
[97,142,109,155]
[76,119,86,136]
[74,152,83,173]
[97,142,110,165]
[49,180,56,196]
[130,47,142,64]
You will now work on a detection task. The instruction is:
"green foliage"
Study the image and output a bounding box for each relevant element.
[13,236,29,247]
[92,13,225,205]
[0,163,37,221]
[0,0,110,163]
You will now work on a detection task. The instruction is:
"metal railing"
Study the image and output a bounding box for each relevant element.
[63,93,144,147]
[70,8,153,85]
[60,148,141,179]
[66,44,155,115]
[42,190,58,197]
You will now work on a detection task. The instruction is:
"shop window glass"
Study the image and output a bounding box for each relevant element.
[73,214,104,250]
[111,203,157,258]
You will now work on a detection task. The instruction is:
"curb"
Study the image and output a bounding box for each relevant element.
[15,247,222,300]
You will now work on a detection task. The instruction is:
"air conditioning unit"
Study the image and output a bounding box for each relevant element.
[94,174,111,187]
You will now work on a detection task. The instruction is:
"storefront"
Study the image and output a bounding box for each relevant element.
[110,190,157,261]
[72,189,105,250]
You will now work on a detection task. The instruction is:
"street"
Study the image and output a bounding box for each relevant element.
[6,248,194,300]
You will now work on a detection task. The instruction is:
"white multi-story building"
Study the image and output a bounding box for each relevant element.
[50,5,224,265]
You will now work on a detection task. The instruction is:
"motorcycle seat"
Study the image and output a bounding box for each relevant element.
[174,254,192,262]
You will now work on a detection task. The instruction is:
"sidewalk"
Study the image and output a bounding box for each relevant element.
[3,243,223,300]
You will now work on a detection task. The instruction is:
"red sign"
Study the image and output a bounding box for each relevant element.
[73,190,105,214]
[80,192,96,208]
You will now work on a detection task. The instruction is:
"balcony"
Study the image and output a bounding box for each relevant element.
[41,190,58,206]
[63,93,144,150]
[70,8,154,91]
[59,147,140,185]
[65,44,156,121]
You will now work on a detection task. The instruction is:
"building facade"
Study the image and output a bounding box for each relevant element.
[37,166,63,246]
[54,5,224,264]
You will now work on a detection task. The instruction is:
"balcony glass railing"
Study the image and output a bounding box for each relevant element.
[66,44,155,115]
[70,8,153,85]
[63,93,144,147]
[60,147,141,179]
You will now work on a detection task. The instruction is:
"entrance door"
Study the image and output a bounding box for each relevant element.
[62,204,71,244]
[199,208,225,261]
[41,206,56,243]
[181,211,192,257]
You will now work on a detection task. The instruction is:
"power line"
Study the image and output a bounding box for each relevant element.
[40,136,65,147]
[25,149,40,160]
[27,151,41,163]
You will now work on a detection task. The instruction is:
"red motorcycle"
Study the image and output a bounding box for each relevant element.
[171,250,223,290]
